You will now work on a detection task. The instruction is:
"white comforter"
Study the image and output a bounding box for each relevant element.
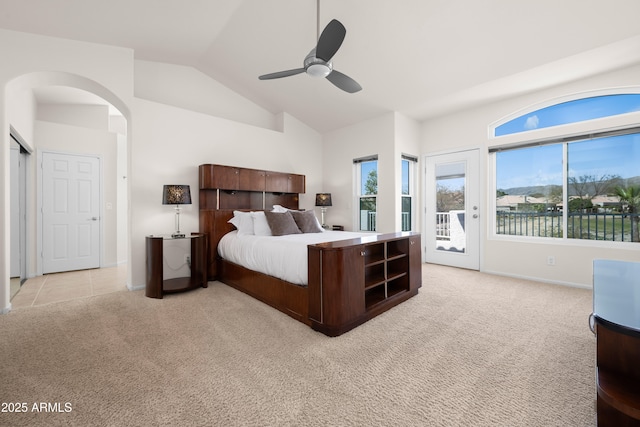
[218,230,373,286]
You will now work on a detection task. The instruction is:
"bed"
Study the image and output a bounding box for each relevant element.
[199,164,422,336]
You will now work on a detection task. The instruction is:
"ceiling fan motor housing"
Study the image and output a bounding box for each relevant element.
[304,49,332,77]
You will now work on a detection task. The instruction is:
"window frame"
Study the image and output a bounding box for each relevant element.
[489,89,640,248]
[354,156,378,232]
[401,155,417,232]
[490,89,640,139]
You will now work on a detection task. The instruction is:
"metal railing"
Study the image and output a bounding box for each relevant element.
[436,212,451,239]
[360,210,377,231]
[359,211,411,231]
[496,211,640,242]
[401,212,410,231]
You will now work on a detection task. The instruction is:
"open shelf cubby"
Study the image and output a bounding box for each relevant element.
[364,239,411,310]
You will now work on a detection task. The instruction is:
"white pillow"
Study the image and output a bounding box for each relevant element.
[251,211,272,236]
[228,211,254,236]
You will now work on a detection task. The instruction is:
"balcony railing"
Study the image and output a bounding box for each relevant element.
[496,211,640,242]
[402,212,411,231]
[359,211,411,231]
[436,212,451,239]
[360,210,377,231]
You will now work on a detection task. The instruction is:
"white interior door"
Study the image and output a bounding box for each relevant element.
[42,152,101,274]
[425,149,480,270]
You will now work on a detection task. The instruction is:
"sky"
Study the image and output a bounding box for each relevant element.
[495,94,640,136]
[495,94,640,191]
[360,160,377,194]
[496,133,640,191]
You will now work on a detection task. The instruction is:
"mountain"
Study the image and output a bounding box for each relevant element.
[499,176,640,197]
[499,185,561,197]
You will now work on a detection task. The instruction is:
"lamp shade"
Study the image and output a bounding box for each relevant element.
[162,185,192,205]
[315,193,332,207]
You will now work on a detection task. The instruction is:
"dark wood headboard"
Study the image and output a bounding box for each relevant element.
[198,164,305,280]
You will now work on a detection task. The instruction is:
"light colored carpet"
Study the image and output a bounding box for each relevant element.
[0,264,596,426]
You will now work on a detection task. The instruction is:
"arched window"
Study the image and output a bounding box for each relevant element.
[490,92,640,244]
[494,94,640,137]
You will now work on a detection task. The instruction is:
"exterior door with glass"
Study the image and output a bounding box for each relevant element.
[425,149,480,270]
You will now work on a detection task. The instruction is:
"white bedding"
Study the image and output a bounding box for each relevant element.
[218,230,373,285]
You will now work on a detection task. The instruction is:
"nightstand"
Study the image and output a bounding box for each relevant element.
[145,233,207,298]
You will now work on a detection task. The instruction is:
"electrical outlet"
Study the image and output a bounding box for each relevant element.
[547,256,555,266]
[184,255,191,265]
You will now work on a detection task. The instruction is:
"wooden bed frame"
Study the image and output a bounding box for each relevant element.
[199,164,422,336]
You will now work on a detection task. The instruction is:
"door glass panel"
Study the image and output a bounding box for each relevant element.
[435,162,466,253]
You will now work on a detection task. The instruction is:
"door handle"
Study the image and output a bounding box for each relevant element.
[90,217,99,221]
[473,214,478,219]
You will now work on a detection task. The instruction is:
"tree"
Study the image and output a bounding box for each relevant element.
[437,184,465,212]
[568,174,621,213]
[361,170,378,212]
[568,197,593,212]
[364,170,377,195]
[615,185,640,242]
[568,174,621,200]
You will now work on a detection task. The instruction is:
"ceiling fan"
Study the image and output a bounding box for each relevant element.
[258,1,362,93]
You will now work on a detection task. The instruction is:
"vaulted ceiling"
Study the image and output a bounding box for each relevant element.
[2,0,640,132]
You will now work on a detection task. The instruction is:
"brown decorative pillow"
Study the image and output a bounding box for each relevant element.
[290,210,323,233]
[264,210,302,236]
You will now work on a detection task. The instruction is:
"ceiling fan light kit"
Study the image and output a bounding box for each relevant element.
[258,3,361,93]
[304,50,333,78]
[307,64,332,78]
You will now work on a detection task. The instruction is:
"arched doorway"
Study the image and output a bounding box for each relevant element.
[5,71,131,306]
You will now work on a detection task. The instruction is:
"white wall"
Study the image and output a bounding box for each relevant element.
[394,113,422,231]
[38,104,110,131]
[116,133,128,265]
[6,86,36,148]
[134,60,278,131]
[323,113,394,232]
[322,112,421,234]
[421,63,640,287]
[129,98,322,289]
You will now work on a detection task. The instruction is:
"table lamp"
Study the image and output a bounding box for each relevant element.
[163,185,191,238]
[315,193,332,228]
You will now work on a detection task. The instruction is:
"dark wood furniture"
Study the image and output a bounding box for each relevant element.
[145,233,207,298]
[199,164,304,279]
[594,318,640,426]
[199,163,422,336]
[308,232,421,336]
[592,259,640,426]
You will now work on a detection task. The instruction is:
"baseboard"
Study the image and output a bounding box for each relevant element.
[127,283,145,292]
[481,269,592,290]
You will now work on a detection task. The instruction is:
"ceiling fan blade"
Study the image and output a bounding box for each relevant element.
[259,68,306,80]
[326,70,362,93]
[315,19,346,62]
